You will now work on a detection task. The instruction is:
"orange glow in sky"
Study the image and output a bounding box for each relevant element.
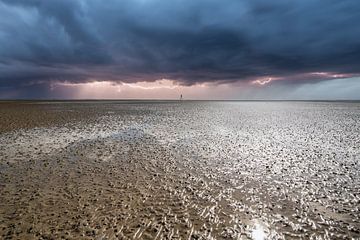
[48,74,360,100]
[51,79,214,99]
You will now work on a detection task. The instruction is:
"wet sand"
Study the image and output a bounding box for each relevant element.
[0,101,359,239]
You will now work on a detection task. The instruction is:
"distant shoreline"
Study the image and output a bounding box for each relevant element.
[1,99,360,103]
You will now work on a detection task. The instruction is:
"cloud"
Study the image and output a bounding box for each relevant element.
[0,0,360,98]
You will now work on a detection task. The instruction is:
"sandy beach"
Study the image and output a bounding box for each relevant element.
[0,101,359,239]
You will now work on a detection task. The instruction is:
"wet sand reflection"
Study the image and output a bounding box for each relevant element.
[0,101,359,239]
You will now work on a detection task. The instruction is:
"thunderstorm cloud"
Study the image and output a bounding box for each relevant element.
[0,0,360,98]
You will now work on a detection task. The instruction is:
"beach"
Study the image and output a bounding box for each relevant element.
[0,101,359,239]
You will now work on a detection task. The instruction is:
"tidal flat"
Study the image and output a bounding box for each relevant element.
[0,101,359,239]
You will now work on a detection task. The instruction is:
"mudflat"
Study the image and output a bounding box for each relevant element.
[0,101,359,239]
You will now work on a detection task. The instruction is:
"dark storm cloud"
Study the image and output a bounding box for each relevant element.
[0,0,360,95]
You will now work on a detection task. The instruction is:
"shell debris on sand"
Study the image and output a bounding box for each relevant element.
[0,101,359,239]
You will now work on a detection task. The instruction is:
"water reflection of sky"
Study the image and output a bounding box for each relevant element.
[251,221,267,240]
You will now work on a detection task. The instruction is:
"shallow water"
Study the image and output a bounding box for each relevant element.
[0,101,359,239]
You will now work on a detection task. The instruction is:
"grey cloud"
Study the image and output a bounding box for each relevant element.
[0,0,360,98]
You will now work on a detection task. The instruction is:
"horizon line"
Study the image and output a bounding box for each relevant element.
[1,99,360,102]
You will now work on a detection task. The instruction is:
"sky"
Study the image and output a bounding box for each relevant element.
[0,0,359,100]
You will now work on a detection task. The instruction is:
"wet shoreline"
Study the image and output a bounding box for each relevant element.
[0,101,359,239]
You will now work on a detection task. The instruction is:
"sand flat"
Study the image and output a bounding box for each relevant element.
[0,101,359,239]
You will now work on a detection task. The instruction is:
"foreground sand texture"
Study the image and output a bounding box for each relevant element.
[0,101,359,239]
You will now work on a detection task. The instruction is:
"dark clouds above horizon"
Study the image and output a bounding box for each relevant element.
[0,0,360,98]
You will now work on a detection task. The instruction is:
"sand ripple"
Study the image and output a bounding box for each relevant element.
[0,101,359,239]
